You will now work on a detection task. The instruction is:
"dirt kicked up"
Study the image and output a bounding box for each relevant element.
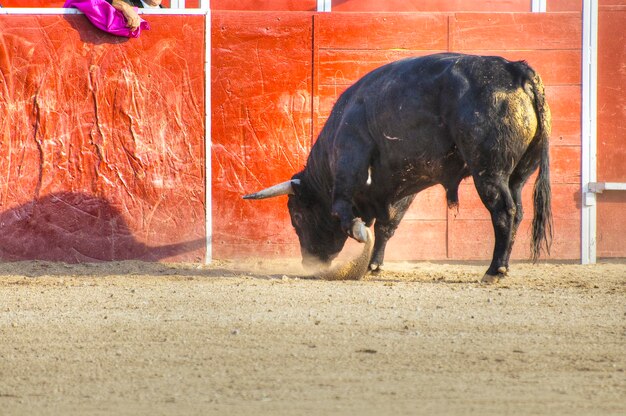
[0,259,625,416]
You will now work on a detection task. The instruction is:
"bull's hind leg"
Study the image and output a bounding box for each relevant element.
[473,174,517,284]
[502,139,543,270]
[504,179,525,271]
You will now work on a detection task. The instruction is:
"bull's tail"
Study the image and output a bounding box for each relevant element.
[527,68,553,262]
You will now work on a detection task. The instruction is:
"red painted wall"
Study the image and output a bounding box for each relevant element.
[331,0,532,12]
[2,6,624,263]
[1,1,178,7]
[211,0,315,10]
[597,3,626,257]
[212,0,532,12]
[211,12,312,258]
[0,14,206,262]
[1,1,63,5]
[547,0,582,11]
[0,0,312,9]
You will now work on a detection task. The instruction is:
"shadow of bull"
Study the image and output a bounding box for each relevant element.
[0,192,205,263]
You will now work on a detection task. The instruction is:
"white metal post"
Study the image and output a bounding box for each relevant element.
[203,3,212,263]
[581,0,598,264]
[317,0,331,12]
[531,0,547,12]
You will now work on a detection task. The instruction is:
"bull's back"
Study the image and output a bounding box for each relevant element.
[354,54,538,156]
[329,54,462,156]
[312,53,543,197]
[340,53,537,136]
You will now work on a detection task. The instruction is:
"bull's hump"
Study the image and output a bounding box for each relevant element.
[354,53,460,94]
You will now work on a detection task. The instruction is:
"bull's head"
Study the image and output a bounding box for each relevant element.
[243,176,349,271]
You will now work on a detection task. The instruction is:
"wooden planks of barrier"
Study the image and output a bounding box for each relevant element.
[0,14,207,262]
[4,6,623,262]
[596,5,626,257]
[211,12,313,258]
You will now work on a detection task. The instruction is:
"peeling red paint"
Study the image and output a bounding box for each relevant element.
[0,15,206,262]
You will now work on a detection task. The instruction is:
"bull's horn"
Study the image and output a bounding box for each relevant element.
[242,179,300,200]
[351,219,370,243]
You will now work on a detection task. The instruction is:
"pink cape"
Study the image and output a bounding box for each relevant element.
[64,0,150,38]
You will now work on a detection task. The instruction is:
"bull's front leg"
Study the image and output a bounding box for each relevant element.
[330,140,373,243]
[370,194,416,272]
[370,222,392,271]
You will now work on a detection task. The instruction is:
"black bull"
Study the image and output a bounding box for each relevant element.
[244,53,553,283]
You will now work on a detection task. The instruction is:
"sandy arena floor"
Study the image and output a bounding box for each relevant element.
[1,259,625,415]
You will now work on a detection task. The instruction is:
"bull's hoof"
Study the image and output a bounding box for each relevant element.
[480,266,509,285]
[481,273,503,284]
[369,262,383,274]
[481,266,508,284]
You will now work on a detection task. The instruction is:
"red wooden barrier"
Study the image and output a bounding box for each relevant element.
[2,6,623,263]
[547,0,582,11]
[211,12,313,258]
[211,0,315,10]
[0,14,206,262]
[0,0,304,9]
[597,4,626,257]
[0,1,178,7]
[331,0,532,12]
[1,1,63,5]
